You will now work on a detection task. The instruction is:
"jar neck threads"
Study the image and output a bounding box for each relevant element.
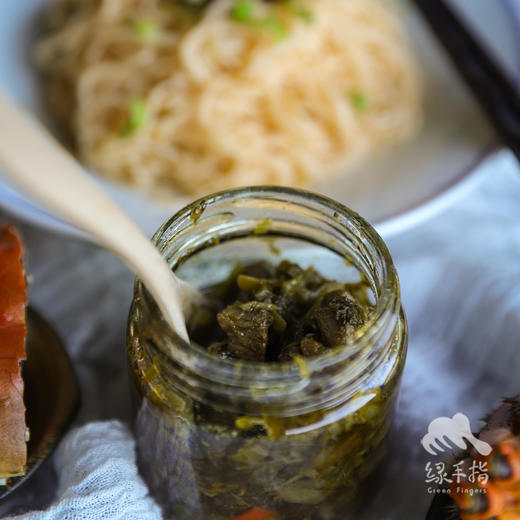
[129,187,403,416]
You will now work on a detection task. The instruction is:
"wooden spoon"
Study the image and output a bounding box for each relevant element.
[0,90,192,342]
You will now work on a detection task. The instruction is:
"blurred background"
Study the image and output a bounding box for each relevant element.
[0,1,519,519]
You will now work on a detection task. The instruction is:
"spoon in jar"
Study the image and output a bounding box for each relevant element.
[0,90,198,342]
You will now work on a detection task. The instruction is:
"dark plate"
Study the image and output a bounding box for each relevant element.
[0,307,80,499]
[426,494,461,520]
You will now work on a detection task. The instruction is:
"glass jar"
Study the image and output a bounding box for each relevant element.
[127,187,407,520]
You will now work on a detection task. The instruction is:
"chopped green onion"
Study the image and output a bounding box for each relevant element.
[294,7,313,23]
[133,19,159,41]
[231,0,288,41]
[260,13,287,40]
[119,97,147,138]
[349,91,369,111]
[231,0,254,22]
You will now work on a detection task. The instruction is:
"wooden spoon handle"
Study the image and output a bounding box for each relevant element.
[0,90,188,341]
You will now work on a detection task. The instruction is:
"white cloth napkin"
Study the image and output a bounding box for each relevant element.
[6,421,161,520]
[1,150,520,520]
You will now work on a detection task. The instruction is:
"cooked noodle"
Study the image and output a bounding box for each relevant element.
[35,0,422,196]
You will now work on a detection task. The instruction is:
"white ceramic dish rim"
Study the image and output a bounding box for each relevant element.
[0,0,518,240]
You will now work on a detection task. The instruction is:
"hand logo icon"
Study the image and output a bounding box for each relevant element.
[421,413,492,456]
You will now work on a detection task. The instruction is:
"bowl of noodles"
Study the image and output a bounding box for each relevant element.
[0,0,513,236]
[33,0,422,196]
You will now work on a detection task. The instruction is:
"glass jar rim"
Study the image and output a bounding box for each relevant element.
[136,185,400,389]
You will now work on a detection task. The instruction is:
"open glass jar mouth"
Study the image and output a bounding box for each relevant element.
[134,186,400,396]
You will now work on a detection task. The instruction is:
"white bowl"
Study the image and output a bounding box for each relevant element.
[0,0,518,239]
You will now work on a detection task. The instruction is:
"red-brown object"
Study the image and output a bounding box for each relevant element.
[450,397,520,520]
[233,507,277,520]
[0,226,28,480]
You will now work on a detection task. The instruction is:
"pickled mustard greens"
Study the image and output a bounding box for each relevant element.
[189,260,372,362]
[133,368,399,520]
[128,256,407,519]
